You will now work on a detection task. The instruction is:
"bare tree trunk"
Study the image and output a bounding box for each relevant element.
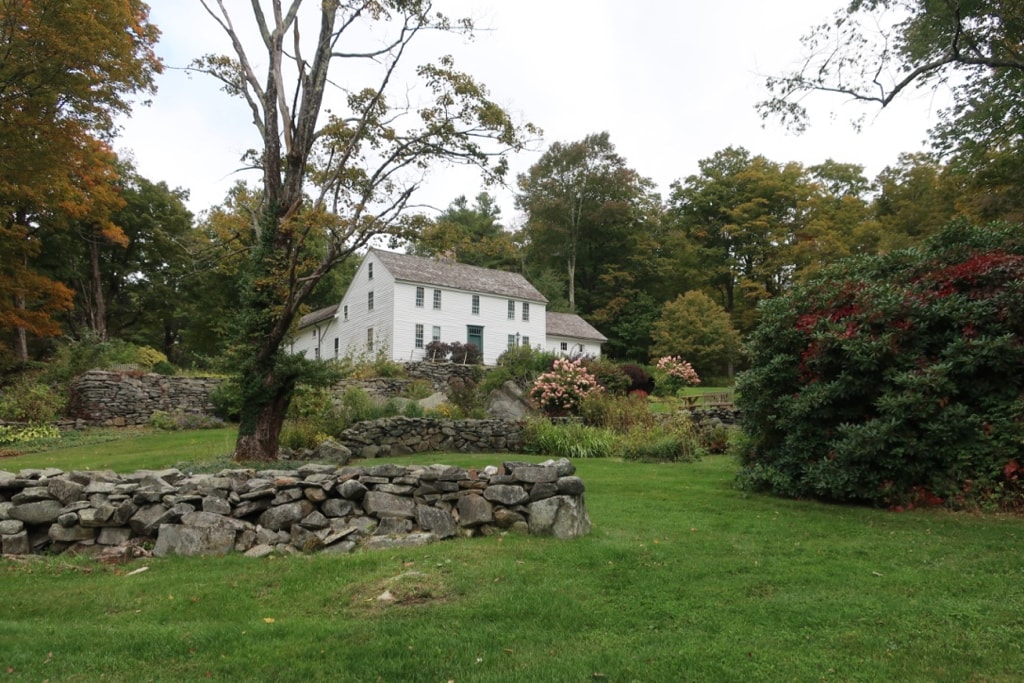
[88,237,107,341]
[566,256,576,311]
[14,293,28,361]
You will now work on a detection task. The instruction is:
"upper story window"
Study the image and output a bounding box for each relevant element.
[415,286,424,307]
[522,302,530,322]
[471,295,480,315]
[433,289,442,310]
[368,262,373,280]
[507,300,515,320]
[343,305,348,321]
[367,291,374,311]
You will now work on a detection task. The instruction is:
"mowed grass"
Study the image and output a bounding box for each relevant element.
[3,427,237,472]
[2,440,1023,681]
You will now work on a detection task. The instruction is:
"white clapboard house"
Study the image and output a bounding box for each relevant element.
[290,248,607,365]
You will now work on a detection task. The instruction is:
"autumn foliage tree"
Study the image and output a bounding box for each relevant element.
[0,0,161,359]
[194,0,535,460]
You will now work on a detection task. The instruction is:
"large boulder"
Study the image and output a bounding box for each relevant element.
[527,495,591,539]
[485,380,534,419]
[153,524,236,557]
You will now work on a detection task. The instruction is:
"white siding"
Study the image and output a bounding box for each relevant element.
[548,335,603,359]
[392,284,546,365]
[333,252,396,358]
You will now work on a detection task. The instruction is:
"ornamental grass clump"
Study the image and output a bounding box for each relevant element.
[529,358,603,416]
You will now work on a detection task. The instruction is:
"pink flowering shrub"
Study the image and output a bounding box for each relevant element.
[654,356,701,395]
[529,358,603,416]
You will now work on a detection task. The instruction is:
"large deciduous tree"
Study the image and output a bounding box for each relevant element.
[758,0,1024,165]
[517,132,659,314]
[0,0,161,360]
[666,147,812,330]
[195,0,535,460]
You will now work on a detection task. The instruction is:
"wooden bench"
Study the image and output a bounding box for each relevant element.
[698,392,734,408]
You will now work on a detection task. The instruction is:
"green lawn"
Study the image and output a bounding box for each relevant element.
[2,437,1023,681]
[2,427,237,471]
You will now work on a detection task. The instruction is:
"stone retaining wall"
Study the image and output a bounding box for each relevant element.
[0,459,590,558]
[67,370,222,426]
[335,417,523,459]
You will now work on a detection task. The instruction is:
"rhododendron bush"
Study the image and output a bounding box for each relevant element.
[737,222,1024,509]
[530,358,602,416]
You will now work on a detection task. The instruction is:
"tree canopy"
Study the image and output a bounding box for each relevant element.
[0,0,161,359]
[758,0,1024,165]
[194,0,537,460]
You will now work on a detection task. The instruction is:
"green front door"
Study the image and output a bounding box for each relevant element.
[467,325,483,352]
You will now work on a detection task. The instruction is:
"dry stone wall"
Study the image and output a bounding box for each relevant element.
[67,371,222,426]
[0,459,590,558]
[335,417,523,459]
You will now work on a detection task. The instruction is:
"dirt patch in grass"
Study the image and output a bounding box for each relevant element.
[347,569,452,612]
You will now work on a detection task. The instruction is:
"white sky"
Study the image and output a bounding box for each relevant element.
[118,1,947,226]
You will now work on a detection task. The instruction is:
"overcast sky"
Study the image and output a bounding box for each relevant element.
[118,1,947,225]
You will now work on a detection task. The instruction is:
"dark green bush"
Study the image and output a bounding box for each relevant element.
[495,345,558,387]
[151,360,176,376]
[0,377,66,422]
[209,379,243,422]
[581,357,631,395]
[737,222,1024,509]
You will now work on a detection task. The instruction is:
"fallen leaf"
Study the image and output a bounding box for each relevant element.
[263,617,276,624]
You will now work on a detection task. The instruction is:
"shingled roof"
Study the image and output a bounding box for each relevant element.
[546,311,608,342]
[371,249,548,303]
[298,304,338,329]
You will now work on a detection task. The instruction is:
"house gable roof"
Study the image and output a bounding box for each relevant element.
[370,248,548,303]
[298,304,338,329]
[546,311,608,342]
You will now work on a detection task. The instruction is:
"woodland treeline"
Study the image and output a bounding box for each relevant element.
[4,134,1018,376]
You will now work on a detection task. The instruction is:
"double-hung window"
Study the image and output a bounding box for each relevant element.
[522,302,530,322]
[367,291,374,311]
[507,300,515,320]
[415,324,424,349]
[471,295,480,315]
[433,289,442,310]
[432,326,441,342]
[507,334,516,350]
[415,286,424,308]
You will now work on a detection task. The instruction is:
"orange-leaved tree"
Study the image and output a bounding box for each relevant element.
[0,0,161,359]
